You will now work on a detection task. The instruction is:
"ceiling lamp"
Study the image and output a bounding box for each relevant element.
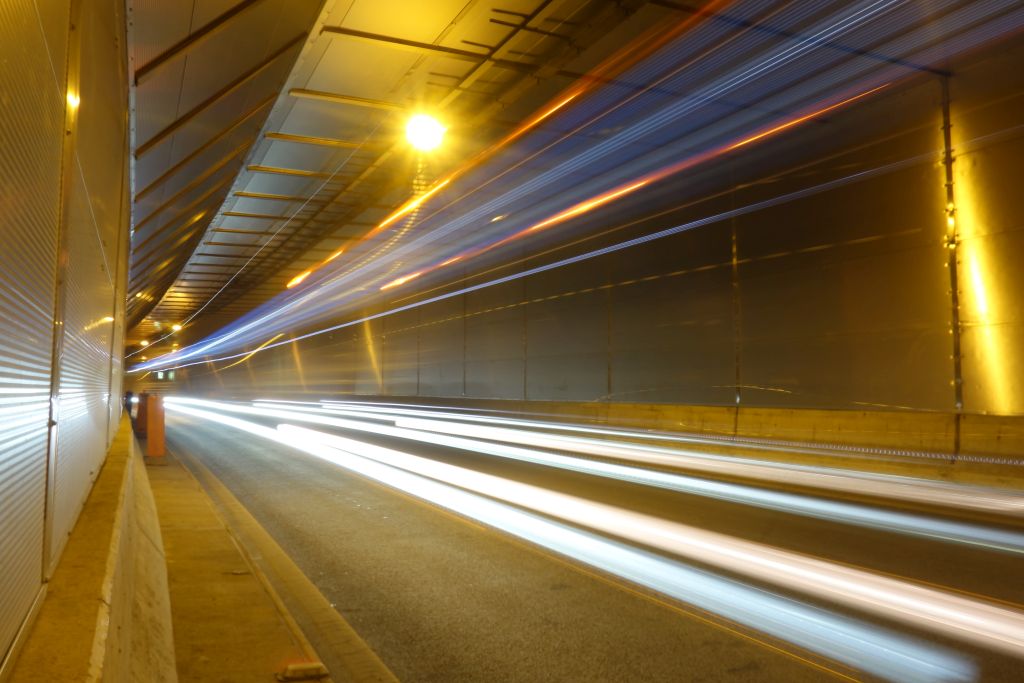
[406,114,445,152]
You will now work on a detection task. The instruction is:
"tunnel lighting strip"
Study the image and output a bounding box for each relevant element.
[243,400,1024,552]
[164,400,975,682]
[248,400,1024,520]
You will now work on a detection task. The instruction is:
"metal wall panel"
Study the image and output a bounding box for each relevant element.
[736,163,953,411]
[609,227,736,406]
[734,78,955,412]
[417,296,464,398]
[50,170,117,563]
[465,281,525,399]
[525,263,609,401]
[45,0,129,567]
[382,310,418,396]
[0,0,68,666]
[353,319,385,395]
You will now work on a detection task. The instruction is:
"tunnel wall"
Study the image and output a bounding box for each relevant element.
[0,0,130,675]
[173,39,1024,448]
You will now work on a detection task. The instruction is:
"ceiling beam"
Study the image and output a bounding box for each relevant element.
[134,171,235,232]
[246,164,336,178]
[135,139,250,201]
[135,0,272,84]
[234,190,327,202]
[222,211,293,220]
[319,25,535,74]
[212,227,277,235]
[288,87,404,111]
[136,32,306,157]
[265,131,381,149]
[132,95,274,201]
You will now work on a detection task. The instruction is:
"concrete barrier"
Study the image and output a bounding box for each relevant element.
[8,416,177,682]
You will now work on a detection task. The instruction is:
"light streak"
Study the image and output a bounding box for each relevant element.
[193,398,1024,546]
[371,87,884,292]
[219,333,284,370]
[83,315,115,332]
[379,271,422,291]
[308,398,1021,468]
[163,400,975,682]
[286,270,311,289]
[723,85,889,153]
[525,180,650,233]
[275,422,1024,660]
[252,0,727,290]
[133,150,942,373]
[373,180,451,233]
[130,0,1024,373]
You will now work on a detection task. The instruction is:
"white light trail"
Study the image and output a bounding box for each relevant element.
[164,400,976,682]
[278,423,1024,661]
[250,400,1024,521]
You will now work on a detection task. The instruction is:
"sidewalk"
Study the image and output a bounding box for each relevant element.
[146,451,328,682]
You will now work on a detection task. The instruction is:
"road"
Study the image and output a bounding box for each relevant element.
[164,398,1024,682]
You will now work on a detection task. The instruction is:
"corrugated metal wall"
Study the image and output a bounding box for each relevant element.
[175,37,1023,420]
[48,0,131,569]
[0,0,129,670]
[0,0,65,665]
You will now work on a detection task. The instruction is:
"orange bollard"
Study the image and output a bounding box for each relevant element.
[146,394,165,457]
[134,392,149,437]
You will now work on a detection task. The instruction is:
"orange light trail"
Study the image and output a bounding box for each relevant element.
[380,271,422,291]
[286,270,311,288]
[493,94,578,150]
[374,179,451,233]
[526,181,650,233]
[221,333,284,369]
[724,84,889,153]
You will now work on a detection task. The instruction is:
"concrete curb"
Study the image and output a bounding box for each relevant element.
[9,416,177,683]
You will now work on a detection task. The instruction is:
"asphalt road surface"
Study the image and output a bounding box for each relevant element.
[164,403,1024,682]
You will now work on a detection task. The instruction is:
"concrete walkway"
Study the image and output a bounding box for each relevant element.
[146,451,327,683]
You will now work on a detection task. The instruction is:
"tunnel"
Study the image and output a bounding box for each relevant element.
[2,1,1024,681]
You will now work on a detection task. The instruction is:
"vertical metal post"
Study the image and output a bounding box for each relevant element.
[104,36,132,447]
[729,196,743,436]
[415,304,421,396]
[521,276,528,400]
[605,270,613,401]
[462,292,469,397]
[42,0,83,579]
[940,76,964,458]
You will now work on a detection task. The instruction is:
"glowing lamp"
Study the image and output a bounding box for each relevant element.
[405,114,445,152]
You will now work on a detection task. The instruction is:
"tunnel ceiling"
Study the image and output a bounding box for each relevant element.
[125,0,673,351]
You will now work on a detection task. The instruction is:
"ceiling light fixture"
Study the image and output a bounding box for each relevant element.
[406,114,445,152]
